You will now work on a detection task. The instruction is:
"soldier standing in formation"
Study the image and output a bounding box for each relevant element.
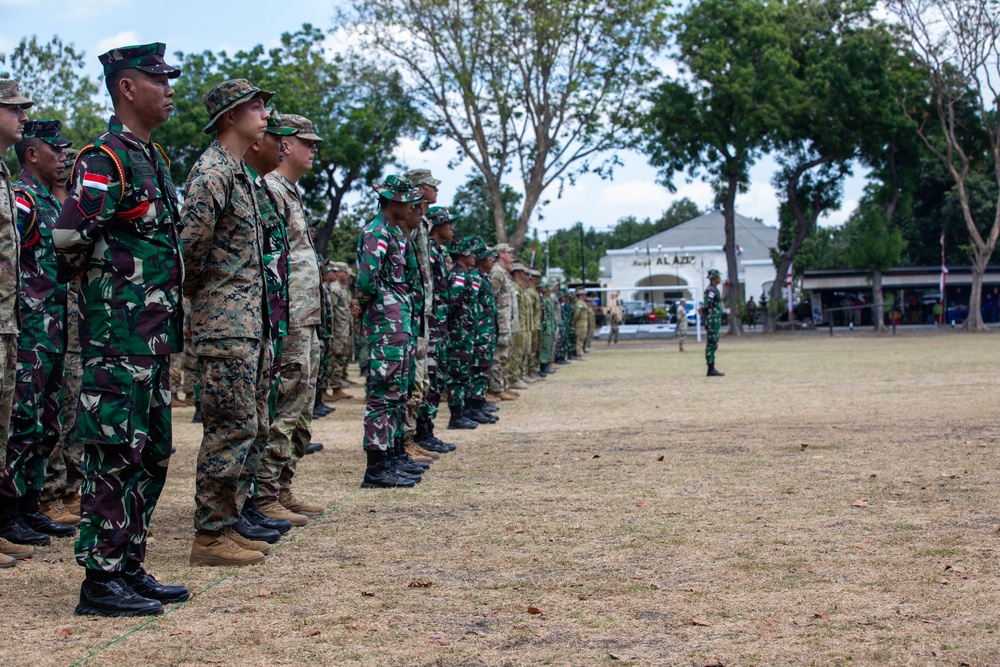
[675,298,688,352]
[53,43,189,616]
[701,269,725,376]
[487,243,517,402]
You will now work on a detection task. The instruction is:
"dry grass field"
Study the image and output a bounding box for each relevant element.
[3,330,1000,667]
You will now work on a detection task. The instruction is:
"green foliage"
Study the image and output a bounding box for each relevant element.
[844,204,906,274]
[451,174,522,242]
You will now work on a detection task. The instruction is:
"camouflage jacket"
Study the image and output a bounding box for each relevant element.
[181,140,265,345]
[539,292,555,337]
[515,283,529,333]
[528,287,542,332]
[356,211,414,346]
[0,161,20,335]
[319,279,333,340]
[573,300,588,329]
[472,270,497,353]
[550,293,562,327]
[14,170,67,352]
[446,264,477,354]
[404,229,425,338]
[248,164,289,340]
[329,280,351,342]
[265,172,321,329]
[426,237,450,344]
[703,285,724,326]
[53,115,183,357]
[489,263,514,342]
[414,220,433,324]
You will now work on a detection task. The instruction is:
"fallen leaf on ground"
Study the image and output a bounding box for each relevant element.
[800,443,808,450]
[703,660,725,667]
[168,630,192,637]
[58,627,72,639]
[361,591,375,597]
[609,653,630,661]
[765,619,780,626]
[945,564,966,573]
[303,628,320,637]
[852,499,869,507]
[408,580,433,588]
[810,613,830,620]
[205,660,224,664]
[592,454,600,459]
[636,502,648,507]
[657,455,665,461]
[691,617,712,626]
[527,606,543,615]
[258,589,269,597]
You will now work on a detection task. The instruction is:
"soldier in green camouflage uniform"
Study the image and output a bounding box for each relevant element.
[444,236,481,430]
[0,120,75,545]
[538,281,556,371]
[466,239,498,423]
[256,114,325,524]
[562,290,578,359]
[701,268,725,376]
[353,176,425,487]
[53,44,188,616]
[183,79,274,567]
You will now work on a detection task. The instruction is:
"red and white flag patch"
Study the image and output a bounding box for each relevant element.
[15,197,31,215]
[453,275,466,287]
[472,279,480,292]
[375,239,388,255]
[81,173,110,191]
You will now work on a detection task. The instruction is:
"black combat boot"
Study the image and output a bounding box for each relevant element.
[243,497,292,534]
[361,450,416,489]
[75,568,164,617]
[0,498,50,546]
[391,438,428,475]
[418,420,456,452]
[469,397,500,416]
[707,364,725,377]
[447,406,478,430]
[464,403,498,424]
[122,561,190,604]
[192,398,202,423]
[21,492,76,538]
[305,442,325,455]
[233,513,281,544]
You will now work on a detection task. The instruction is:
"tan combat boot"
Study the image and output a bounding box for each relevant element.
[499,390,518,400]
[279,489,323,518]
[223,527,272,556]
[256,497,308,527]
[329,388,353,401]
[0,537,33,560]
[0,553,14,568]
[486,391,503,403]
[190,530,266,567]
[510,379,529,390]
[61,492,81,516]
[404,439,435,464]
[40,499,81,526]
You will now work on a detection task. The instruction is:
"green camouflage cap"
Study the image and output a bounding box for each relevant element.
[372,174,422,203]
[403,168,441,187]
[22,119,72,148]
[448,236,478,257]
[470,236,493,260]
[0,79,32,108]
[707,268,721,279]
[99,42,180,79]
[277,113,323,142]
[426,205,455,227]
[202,79,274,134]
[265,110,296,136]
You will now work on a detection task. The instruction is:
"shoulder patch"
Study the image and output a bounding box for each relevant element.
[13,188,39,248]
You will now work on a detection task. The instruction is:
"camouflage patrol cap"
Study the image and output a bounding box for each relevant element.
[471,237,496,261]
[426,206,455,227]
[511,261,526,273]
[331,261,350,273]
[202,79,274,134]
[493,242,514,253]
[372,174,422,203]
[404,168,441,188]
[448,236,478,257]
[0,79,32,108]
[529,268,542,278]
[707,268,721,280]
[265,110,296,136]
[278,114,323,142]
[22,119,72,148]
[99,43,180,79]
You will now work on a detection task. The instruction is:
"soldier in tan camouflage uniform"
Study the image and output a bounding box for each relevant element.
[183,79,274,567]
[488,243,517,401]
[254,114,325,524]
[0,79,32,570]
[526,269,545,380]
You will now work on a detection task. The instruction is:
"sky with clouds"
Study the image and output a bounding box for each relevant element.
[2,0,866,236]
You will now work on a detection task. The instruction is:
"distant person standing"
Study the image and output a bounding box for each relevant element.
[745,296,757,330]
[607,306,620,345]
[675,299,688,352]
[701,270,724,376]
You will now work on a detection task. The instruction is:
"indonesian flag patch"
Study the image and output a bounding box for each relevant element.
[81,173,110,191]
[453,274,466,288]
[472,279,481,292]
[375,239,388,255]
[15,197,31,215]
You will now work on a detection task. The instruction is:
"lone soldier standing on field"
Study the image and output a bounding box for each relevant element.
[675,298,688,352]
[183,79,274,567]
[701,269,725,376]
[52,43,189,616]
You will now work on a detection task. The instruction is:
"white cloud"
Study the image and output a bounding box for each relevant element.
[64,0,131,21]
[734,180,780,226]
[93,31,141,60]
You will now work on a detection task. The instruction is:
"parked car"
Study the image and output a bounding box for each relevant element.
[621,301,652,324]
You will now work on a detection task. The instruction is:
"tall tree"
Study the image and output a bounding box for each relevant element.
[844,197,907,331]
[645,0,800,335]
[349,0,669,249]
[888,0,1000,330]
[450,173,522,241]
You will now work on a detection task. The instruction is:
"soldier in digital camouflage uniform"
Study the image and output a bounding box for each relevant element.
[255,114,325,524]
[526,269,544,379]
[0,120,75,547]
[241,110,296,537]
[488,243,517,401]
[0,79,31,570]
[183,79,274,567]
[701,268,725,376]
[52,44,188,615]
[466,239,499,424]
[327,262,354,401]
[353,176,426,487]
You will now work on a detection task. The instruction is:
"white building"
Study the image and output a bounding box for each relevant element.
[599,210,778,307]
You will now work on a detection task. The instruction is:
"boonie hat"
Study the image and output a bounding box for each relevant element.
[372,175,422,203]
[203,79,274,134]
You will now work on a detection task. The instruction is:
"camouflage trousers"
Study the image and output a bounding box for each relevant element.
[42,351,84,503]
[75,355,172,572]
[0,335,16,472]
[403,340,429,435]
[339,332,353,383]
[677,325,687,351]
[575,325,588,356]
[489,338,510,394]
[0,350,64,499]
[705,321,720,365]
[323,336,350,391]
[256,326,318,499]
[364,340,415,452]
[539,328,555,365]
[418,337,445,422]
[446,341,473,411]
[608,323,619,344]
[507,331,525,383]
[470,346,492,401]
[182,340,197,396]
[529,330,541,373]
[194,337,272,532]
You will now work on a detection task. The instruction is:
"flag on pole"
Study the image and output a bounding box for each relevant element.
[939,232,948,296]
[786,262,794,318]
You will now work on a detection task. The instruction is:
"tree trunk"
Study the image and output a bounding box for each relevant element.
[314,166,355,257]
[720,163,743,336]
[871,269,887,332]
